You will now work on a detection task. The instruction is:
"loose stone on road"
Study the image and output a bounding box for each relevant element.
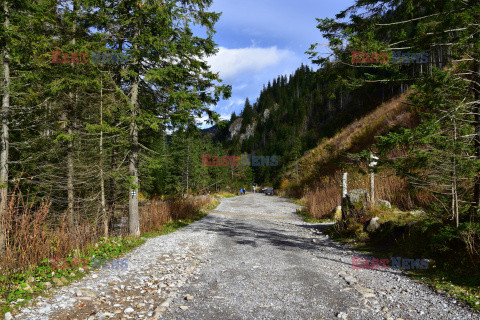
[14,194,479,319]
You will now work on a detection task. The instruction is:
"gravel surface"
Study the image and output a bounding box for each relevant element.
[13,221,217,320]
[12,193,480,320]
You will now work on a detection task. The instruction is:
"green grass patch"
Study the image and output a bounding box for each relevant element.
[211,191,236,199]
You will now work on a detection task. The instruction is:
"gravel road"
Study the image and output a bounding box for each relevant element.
[13,193,479,320]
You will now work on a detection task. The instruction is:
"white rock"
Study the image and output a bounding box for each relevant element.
[337,311,348,319]
[124,307,135,313]
[184,294,194,301]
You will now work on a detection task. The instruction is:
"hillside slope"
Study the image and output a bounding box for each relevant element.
[285,90,414,190]
[279,90,423,219]
[214,64,407,185]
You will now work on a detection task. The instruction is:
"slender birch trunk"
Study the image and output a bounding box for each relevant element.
[0,0,11,254]
[99,79,108,238]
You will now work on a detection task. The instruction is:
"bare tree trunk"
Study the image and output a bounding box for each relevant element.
[453,116,459,228]
[473,58,480,220]
[129,87,140,236]
[108,114,117,225]
[99,80,108,238]
[129,93,139,236]
[67,126,74,227]
[108,41,124,218]
[295,160,298,183]
[186,141,190,195]
[340,86,343,108]
[66,0,78,229]
[0,0,10,254]
[453,174,459,227]
[129,25,140,237]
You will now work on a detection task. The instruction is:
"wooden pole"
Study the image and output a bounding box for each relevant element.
[342,172,348,201]
[370,170,375,206]
[340,172,348,224]
[369,152,376,207]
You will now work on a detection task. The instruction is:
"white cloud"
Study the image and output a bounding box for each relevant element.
[224,98,245,109]
[206,46,297,80]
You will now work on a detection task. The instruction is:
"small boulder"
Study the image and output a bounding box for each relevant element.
[410,209,426,216]
[344,276,357,285]
[376,200,391,209]
[18,283,34,293]
[346,189,369,209]
[366,217,381,232]
[52,277,63,286]
[76,288,97,298]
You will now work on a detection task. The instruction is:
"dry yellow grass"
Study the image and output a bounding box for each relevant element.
[282,90,421,218]
[284,90,414,190]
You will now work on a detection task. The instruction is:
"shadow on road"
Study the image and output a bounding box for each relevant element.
[186,214,402,276]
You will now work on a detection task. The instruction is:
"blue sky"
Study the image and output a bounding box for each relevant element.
[202,0,355,123]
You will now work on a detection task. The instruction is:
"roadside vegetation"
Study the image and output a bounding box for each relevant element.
[324,208,480,311]
[267,0,480,311]
[0,194,221,317]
